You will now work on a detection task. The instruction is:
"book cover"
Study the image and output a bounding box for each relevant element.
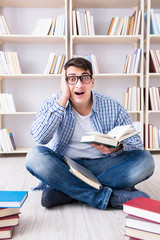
[125,215,160,234]
[0,208,20,218]
[0,191,28,208]
[0,214,19,228]
[125,226,160,240]
[123,197,160,223]
[81,125,139,148]
[64,156,102,190]
[0,226,13,239]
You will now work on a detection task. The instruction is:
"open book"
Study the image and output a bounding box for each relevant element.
[64,156,102,190]
[81,124,139,148]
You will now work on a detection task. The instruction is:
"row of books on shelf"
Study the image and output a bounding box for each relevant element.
[73,54,99,74]
[44,53,66,74]
[32,15,65,36]
[150,9,160,35]
[149,49,160,73]
[0,128,16,152]
[148,124,160,149]
[0,93,16,113]
[149,86,160,111]
[0,51,21,74]
[107,10,141,36]
[123,48,141,74]
[72,10,95,36]
[0,191,28,239]
[123,197,160,240]
[123,87,141,111]
[0,15,10,35]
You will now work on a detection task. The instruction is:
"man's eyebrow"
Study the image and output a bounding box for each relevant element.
[68,72,89,76]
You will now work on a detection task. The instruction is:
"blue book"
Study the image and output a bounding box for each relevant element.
[0,191,28,208]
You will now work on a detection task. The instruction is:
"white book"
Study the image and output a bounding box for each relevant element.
[12,52,22,74]
[1,15,10,35]
[133,48,141,73]
[152,86,159,111]
[86,10,92,35]
[7,94,16,112]
[44,53,55,74]
[1,94,10,112]
[155,127,160,148]
[121,16,127,35]
[76,11,82,35]
[32,19,41,35]
[0,15,7,34]
[0,51,8,74]
[0,129,8,152]
[131,87,137,111]
[80,12,86,35]
[61,15,65,36]
[135,10,142,35]
[84,12,89,35]
[150,9,159,35]
[72,10,77,35]
[42,19,52,35]
[54,15,60,36]
[2,129,12,152]
[90,15,95,35]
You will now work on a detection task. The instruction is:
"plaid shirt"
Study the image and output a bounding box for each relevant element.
[31,90,143,155]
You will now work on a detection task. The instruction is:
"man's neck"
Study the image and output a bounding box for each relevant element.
[71,97,93,116]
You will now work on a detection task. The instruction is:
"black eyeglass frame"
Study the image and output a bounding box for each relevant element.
[66,74,93,85]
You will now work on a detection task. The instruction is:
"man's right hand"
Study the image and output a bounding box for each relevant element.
[57,69,70,107]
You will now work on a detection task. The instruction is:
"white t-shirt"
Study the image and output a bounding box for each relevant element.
[62,108,105,159]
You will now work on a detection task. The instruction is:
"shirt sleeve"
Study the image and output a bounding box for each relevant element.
[30,96,66,144]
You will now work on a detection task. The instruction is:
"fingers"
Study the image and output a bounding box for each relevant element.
[90,143,111,154]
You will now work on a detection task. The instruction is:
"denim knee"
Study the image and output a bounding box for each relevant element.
[141,150,155,178]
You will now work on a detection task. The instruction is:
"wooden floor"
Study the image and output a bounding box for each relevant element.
[0,153,160,240]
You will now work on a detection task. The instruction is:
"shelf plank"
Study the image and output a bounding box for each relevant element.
[150,35,160,44]
[0,74,61,80]
[72,35,141,44]
[94,73,141,78]
[0,35,66,44]
[0,0,65,8]
[0,147,30,154]
[72,0,141,9]
[0,112,37,115]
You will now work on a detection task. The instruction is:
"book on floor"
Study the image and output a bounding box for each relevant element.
[64,156,102,190]
[0,208,20,218]
[81,124,139,148]
[0,214,19,228]
[123,197,160,223]
[0,226,13,239]
[125,215,160,235]
[0,191,28,208]
[125,226,160,240]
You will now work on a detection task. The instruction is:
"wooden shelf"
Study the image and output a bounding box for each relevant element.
[0,147,30,154]
[72,35,141,44]
[0,112,37,115]
[0,35,66,44]
[72,0,141,9]
[0,0,65,8]
[150,35,160,44]
[0,74,61,80]
[94,73,141,78]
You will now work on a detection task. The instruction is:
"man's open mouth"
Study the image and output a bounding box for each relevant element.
[75,92,84,95]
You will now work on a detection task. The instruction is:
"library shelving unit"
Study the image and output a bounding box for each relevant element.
[145,0,160,151]
[0,0,68,154]
[70,0,144,143]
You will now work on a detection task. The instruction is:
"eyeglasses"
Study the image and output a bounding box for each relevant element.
[66,74,92,85]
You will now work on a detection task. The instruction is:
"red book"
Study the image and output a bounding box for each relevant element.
[0,214,19,228]
[0,226,13,239]
[123,197,160,223]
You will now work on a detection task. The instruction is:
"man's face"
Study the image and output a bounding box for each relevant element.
[66,66,94,108]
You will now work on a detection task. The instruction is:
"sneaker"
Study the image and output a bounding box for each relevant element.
[109,189,150,209]
[41,187,74,208]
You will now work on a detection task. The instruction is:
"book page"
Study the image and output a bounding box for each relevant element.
[107,125,133,139]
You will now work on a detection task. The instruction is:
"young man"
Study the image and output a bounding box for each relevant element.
[26,57,154,210]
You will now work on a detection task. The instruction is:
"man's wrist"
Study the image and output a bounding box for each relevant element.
[57,95,69,107]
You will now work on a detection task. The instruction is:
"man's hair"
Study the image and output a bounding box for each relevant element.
[64,57,93,76]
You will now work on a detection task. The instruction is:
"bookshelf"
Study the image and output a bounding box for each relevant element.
[70,0,144,143]
[0,0,68,154]
[145,0,160,151]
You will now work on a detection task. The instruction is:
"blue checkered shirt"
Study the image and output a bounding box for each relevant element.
[31,90,143,155]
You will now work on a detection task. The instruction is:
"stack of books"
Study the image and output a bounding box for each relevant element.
[0,93,16,113]
[149,49,160,73]
[123,48,141,74]
[0,191,28,240]
[149,86,160,111]
[73,54,99,74]
[150,9,160,35]
[32,15,65,36]
[0,51,22,74]
[44,53,66,74]
[107,10,141,36]
[148,124,160,149]
[123,197,160,240]
[72,10,95,35]
[0,15,10,35]
[0,128,16,152]
[123,87,141,111]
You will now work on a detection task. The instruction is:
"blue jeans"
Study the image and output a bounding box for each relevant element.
[26,146,155,210]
